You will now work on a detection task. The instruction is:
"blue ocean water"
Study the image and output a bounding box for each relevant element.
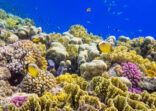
[0,0,156,38]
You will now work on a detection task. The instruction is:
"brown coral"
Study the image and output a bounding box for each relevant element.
[19,70,56,96]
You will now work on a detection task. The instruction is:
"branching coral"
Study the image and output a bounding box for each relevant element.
[121,62,143,93]
[0,40,47,75]
[106,46,156,77]
[7,94,41,111]
[69,24,88,38]
[117,37,156,61]
[0,80,17,97]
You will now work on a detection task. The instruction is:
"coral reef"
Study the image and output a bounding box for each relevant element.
[1,8,156,111]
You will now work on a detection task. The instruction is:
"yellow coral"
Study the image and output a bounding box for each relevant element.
[107,46,156,76]
[66,44,79,59]
[90,76,128,102]
[56,73,88,90]
[69,25,88,38]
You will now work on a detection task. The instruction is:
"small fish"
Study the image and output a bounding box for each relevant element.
[146,70,156,78]
[97,41,112,54]
[86,21,92,24]
[86,8,91,12]
[32,37,40,43]
[28,64,39,78]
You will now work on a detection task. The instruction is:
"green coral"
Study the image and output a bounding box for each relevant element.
[90,76,128,102]
[6,17,19,29]
[66,44,79,59]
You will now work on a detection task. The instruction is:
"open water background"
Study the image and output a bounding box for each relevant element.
[0,0,156,38]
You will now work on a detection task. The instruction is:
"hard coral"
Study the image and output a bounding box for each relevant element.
[121,62,142,92]
[107,46,156,77]
[10,94,28,107]
[80,60,107,79]
[90,76,128,103]
[19,70,56,96]
[69,24,88,38]
[0,80,17,97]
[46,42,69,65]
[7,94,41,111]
[56,73,88,90]
[0,40,47,74]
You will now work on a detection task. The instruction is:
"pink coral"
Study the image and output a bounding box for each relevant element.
[10,95,28,107]
[121,62,142,93]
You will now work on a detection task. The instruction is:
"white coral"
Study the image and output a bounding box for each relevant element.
[80,60,107,79]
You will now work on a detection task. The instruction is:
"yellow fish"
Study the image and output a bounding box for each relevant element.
[32,37,40,43]
[28,64,39,78]
[97,41,112,54]
[146,70,156,78]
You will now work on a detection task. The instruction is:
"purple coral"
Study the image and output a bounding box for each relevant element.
[10,95,28,107]
[121,62,142,93]
[128,87,143,94]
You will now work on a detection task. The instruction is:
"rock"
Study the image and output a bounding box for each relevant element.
[138,77,156,91]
